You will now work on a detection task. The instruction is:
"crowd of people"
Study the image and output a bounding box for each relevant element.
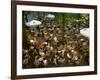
[22,15,89,69]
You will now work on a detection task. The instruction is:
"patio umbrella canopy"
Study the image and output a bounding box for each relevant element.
[45,14,55,20]
[80,28,90,38]
[25,19,41,27]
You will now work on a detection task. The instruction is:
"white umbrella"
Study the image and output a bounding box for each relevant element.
[80,28,90,38]
[25,20,41,27]
[45,14,55,19]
